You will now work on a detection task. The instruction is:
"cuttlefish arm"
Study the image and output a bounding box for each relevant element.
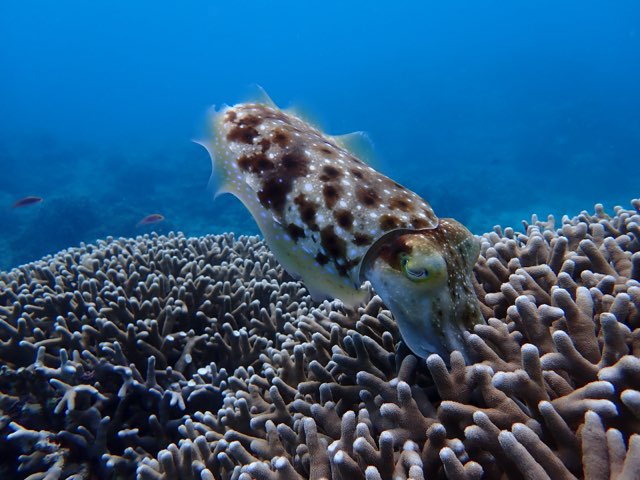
[360,218,484,361]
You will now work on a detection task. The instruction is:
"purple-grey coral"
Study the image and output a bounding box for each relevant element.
[1,200,640,479]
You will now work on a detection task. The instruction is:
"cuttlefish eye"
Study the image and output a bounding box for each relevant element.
[399,252,447,284]
[400,254,428,280]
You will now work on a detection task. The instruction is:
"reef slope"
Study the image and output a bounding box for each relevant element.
[1,200,640,479]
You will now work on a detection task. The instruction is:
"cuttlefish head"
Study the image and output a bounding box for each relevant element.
[360,218,484,361]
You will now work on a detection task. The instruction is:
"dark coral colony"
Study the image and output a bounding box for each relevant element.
[1,199,640,480]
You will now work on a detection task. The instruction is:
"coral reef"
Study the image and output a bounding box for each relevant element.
[1,200,640,479]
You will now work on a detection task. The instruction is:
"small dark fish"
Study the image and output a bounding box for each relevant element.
[136,213,165,227]
[11,196,43,208]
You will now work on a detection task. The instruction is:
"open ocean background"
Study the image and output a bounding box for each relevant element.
[0,0,638,271]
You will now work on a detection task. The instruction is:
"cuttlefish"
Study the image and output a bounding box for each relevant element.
[198,97,484,360]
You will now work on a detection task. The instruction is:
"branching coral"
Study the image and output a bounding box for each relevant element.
[1,200,640,479]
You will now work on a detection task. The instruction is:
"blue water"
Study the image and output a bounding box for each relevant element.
[1,1,639,270]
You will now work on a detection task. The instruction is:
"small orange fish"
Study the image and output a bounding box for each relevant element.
[11,196,43,208]
[136,213,165,227]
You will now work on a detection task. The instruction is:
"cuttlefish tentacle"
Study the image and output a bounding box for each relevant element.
[200,98,484,360]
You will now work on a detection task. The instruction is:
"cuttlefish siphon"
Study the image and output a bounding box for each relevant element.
[197,97,484,360]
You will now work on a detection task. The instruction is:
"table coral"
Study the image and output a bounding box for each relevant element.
[1,200,640,479]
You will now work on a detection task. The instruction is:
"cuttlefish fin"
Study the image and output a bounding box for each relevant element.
[249,84,279,109]
[333,131,379,168]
